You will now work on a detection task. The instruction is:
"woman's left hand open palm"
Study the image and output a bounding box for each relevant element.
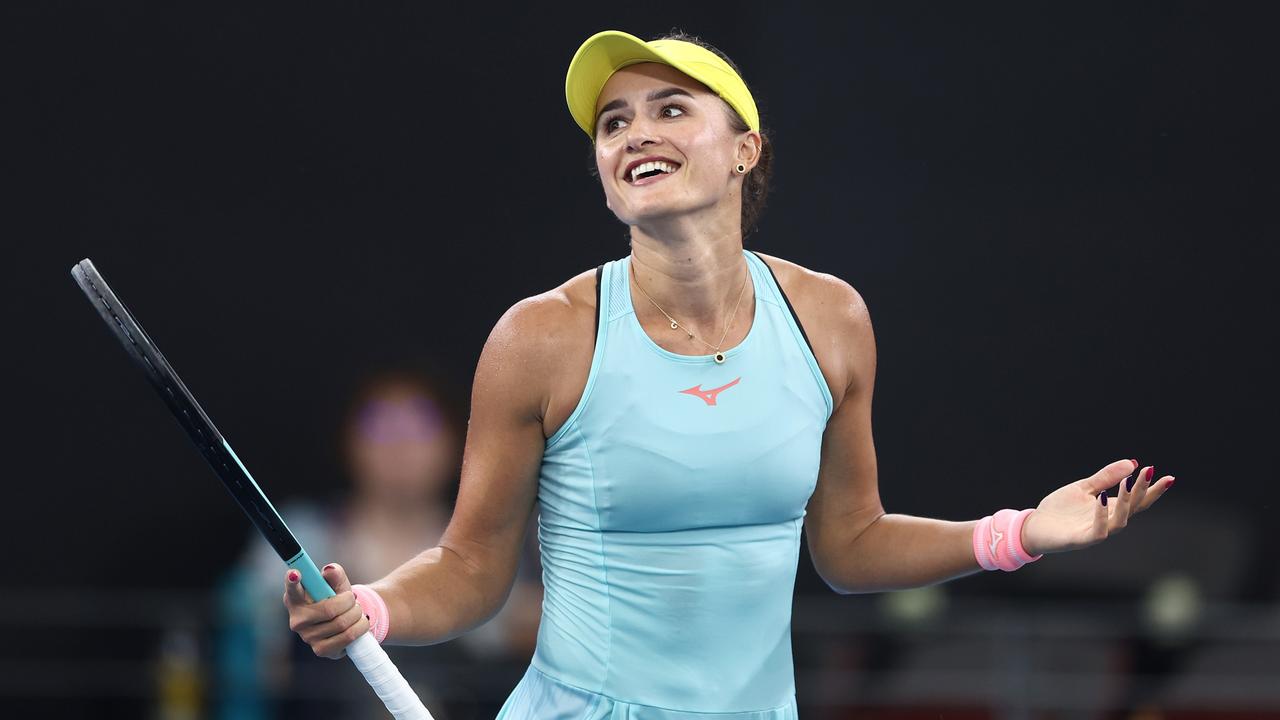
[1021,459,1175,557]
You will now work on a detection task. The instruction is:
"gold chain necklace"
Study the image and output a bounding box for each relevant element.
[630,259,749,364]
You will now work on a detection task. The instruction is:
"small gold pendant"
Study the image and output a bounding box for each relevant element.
[714,352,726,364]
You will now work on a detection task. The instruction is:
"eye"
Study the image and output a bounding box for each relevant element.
[599,104,685,136]
[601,115,628,134]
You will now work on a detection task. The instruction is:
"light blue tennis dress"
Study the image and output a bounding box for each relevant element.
[495,249,834,719]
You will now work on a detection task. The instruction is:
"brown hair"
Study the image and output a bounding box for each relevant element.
[587,30,774,239]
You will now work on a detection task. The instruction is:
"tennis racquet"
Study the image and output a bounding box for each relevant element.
[71,258,433,720]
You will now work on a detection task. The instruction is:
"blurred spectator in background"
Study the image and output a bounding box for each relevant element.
[213,369,542,719]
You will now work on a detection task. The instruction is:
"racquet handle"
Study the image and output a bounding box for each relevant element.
[288,551,433,719]
[347,633,433,720]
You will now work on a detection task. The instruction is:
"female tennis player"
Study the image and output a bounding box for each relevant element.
[283,30,1175,718]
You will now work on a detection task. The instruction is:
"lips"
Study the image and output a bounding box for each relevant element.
[623,156,682,185]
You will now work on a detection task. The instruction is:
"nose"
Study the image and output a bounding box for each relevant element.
[624,116,660,152]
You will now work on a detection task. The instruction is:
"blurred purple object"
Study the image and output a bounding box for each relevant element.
[355,397,442,444]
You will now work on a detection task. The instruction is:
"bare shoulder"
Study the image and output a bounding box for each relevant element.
[751,252,875,407]
[751,252,869,322]
[485,267,597,355]
[478,267,599,432]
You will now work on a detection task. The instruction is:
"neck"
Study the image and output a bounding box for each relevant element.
[628,207,750,328]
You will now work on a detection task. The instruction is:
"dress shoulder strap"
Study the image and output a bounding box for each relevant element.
[747,251,817,357]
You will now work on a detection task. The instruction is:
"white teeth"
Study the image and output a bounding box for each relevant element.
[629,160,677,182]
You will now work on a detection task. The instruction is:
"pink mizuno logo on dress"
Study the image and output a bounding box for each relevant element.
[679,377,741,406]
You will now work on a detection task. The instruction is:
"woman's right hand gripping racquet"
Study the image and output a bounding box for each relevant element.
[70,258,433,720]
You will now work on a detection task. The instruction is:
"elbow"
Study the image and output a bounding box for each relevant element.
[818,566,900,595]
[818,570,873,596]
[810,512,887,595]
[440,543,512,623]
[811,552,871,595]
[823,578,857,596]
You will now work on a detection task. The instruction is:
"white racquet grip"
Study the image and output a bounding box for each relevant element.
[345,632,433,719]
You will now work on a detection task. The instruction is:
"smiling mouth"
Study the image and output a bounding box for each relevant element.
[626,160,682,185]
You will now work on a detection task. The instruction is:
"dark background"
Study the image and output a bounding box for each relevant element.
[5,1,1278,717]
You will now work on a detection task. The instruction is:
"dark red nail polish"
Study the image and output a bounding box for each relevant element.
[1130,459,1139,469]
[1100,492,1108,506]
[288,571,299,583]
[1148,466,1155,483]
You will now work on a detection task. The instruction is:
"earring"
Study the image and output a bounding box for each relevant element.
[735,163,747,174]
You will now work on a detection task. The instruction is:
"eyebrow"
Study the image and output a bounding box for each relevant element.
[595,87,695,129]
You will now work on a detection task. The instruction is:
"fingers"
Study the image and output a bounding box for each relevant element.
[1126,465,1152,514]
[282,563,367,659]
[1104,465,1177,536]
[1081,458,1140,495]
[1109,465,1142,534]
[1136,468,1175,512]
[283,568,312,608]
[322,562,353,595]
[298,594,369,659]
[1092,483,1110,539]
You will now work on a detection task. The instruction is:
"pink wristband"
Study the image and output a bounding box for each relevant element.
[973,508,1044,572]
[351,584,390,644]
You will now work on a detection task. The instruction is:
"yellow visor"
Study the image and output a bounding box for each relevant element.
[565,30,760,139]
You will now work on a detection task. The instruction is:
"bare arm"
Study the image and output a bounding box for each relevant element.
[367,295,563,645]
[802,276,982,594]
[802,274,1173,594]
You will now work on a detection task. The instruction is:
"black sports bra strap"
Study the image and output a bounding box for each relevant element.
[593,264,604,341]
[749,251,817,358]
